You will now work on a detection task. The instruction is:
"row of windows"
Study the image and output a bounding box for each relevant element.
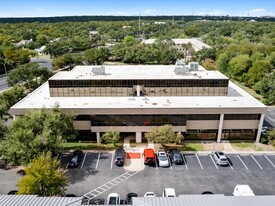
[49,79,229,88]
[224,114,260,120]
[49,87,228,97]
[77,114,261,125]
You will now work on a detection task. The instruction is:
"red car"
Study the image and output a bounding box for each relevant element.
[143,148,156,166]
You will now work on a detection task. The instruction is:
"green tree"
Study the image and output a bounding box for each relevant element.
[254,71,275,105]
[0,119,7,141]
[7,62,52,89]
[216,53,229,74]
[267,129,275,146]
[0,106,76,165]
[247,60,271,86]
[0,85,26,119]
[145,125,182,144]
[17,152,68,196]
[52,53,83,70]
[83,48,110,65]
[229,54,252,81]
[100,130,120,146]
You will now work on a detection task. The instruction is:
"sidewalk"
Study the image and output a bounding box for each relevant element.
[123,136,154,172]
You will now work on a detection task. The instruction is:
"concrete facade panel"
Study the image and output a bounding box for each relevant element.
[223,120,259,129]
[186,120,219,129]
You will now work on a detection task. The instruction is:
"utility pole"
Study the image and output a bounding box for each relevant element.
[139,11,141,38]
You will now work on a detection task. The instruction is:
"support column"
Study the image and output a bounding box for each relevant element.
[136,132,142,143]
[255,114,265,143]
[96,132,100,143]
[136,85,140,97]
[217,114,224,143]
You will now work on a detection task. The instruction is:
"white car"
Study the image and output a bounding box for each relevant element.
[162,188,176,197]
[157,150,169,167]
[212,150,228,166]
[106,193,120,205]
[144,192,156,197]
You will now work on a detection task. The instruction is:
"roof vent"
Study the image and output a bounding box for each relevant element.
[92,66,105,75]
[174,60,189,75]
[189,62,199,71]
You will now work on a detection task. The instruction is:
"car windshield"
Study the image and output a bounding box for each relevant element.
[109,197,117,205]
[218,152,224,156]
[220,157,227,161]
[159,156,168,161]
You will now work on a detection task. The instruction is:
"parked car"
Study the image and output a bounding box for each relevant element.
[212,150,228,166]
[162,188,176,197]
[68,150,83,168]
[143,148,156,166]
[114,148,126,166]
[170,149,183,164]
[157,150,169,167]
[144,192,156,197]
[126,193,138,204]
[106,193,120,205]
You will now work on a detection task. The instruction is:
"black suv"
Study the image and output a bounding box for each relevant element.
[170,149,183,165]
[68,150,83,168]
[114,148,126,166]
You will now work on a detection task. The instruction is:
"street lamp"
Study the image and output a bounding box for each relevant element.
[0,61,7,76]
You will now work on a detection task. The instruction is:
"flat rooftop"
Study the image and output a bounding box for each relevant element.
[49,65,228,80]
[10,80,266,114]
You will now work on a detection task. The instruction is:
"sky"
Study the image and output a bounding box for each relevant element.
[0,0,274,18]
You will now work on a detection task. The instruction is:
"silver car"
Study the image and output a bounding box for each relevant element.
[212,150,228,166]
[157,150,169,167]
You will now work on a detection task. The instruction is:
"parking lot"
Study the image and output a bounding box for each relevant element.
[63,151,275,199]
[2,151,275,201]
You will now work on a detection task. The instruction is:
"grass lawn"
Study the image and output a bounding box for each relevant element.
[62,142,123,151]
[180,143,203,151]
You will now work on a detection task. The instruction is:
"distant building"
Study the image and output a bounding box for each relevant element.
[14,39,33,47]
[11,63,266,144]
[142,38,211,52]
[154,21,166,24]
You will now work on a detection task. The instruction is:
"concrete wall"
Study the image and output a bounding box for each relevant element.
[186,120,219,129]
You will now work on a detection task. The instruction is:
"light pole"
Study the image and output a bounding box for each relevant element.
[0,61,7,76]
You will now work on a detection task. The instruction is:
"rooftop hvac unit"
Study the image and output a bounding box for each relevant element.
[189,62,199,71]
[92,66,105,75]
[174,65,189,75]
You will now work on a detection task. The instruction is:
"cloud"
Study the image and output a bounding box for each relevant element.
[143,9,157,15]
[195,9,227,16]
[104,11,129,16]
[0,11,12,17]
[248,8,267,16]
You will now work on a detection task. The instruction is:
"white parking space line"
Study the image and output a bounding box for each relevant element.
[264,155,275,168]
[81,153,87,169]
[195,154,203,170]
[237,155,248,170]
[182,154,188,170]
[155,154,158,169]
[251,155,263,170]
[227,158,233,170]
[110,152,114,169]
[210,155,218,170]
[96,153,100,169]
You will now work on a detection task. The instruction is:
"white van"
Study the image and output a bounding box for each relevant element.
[233,185,255,196]
[162,188,176,197]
